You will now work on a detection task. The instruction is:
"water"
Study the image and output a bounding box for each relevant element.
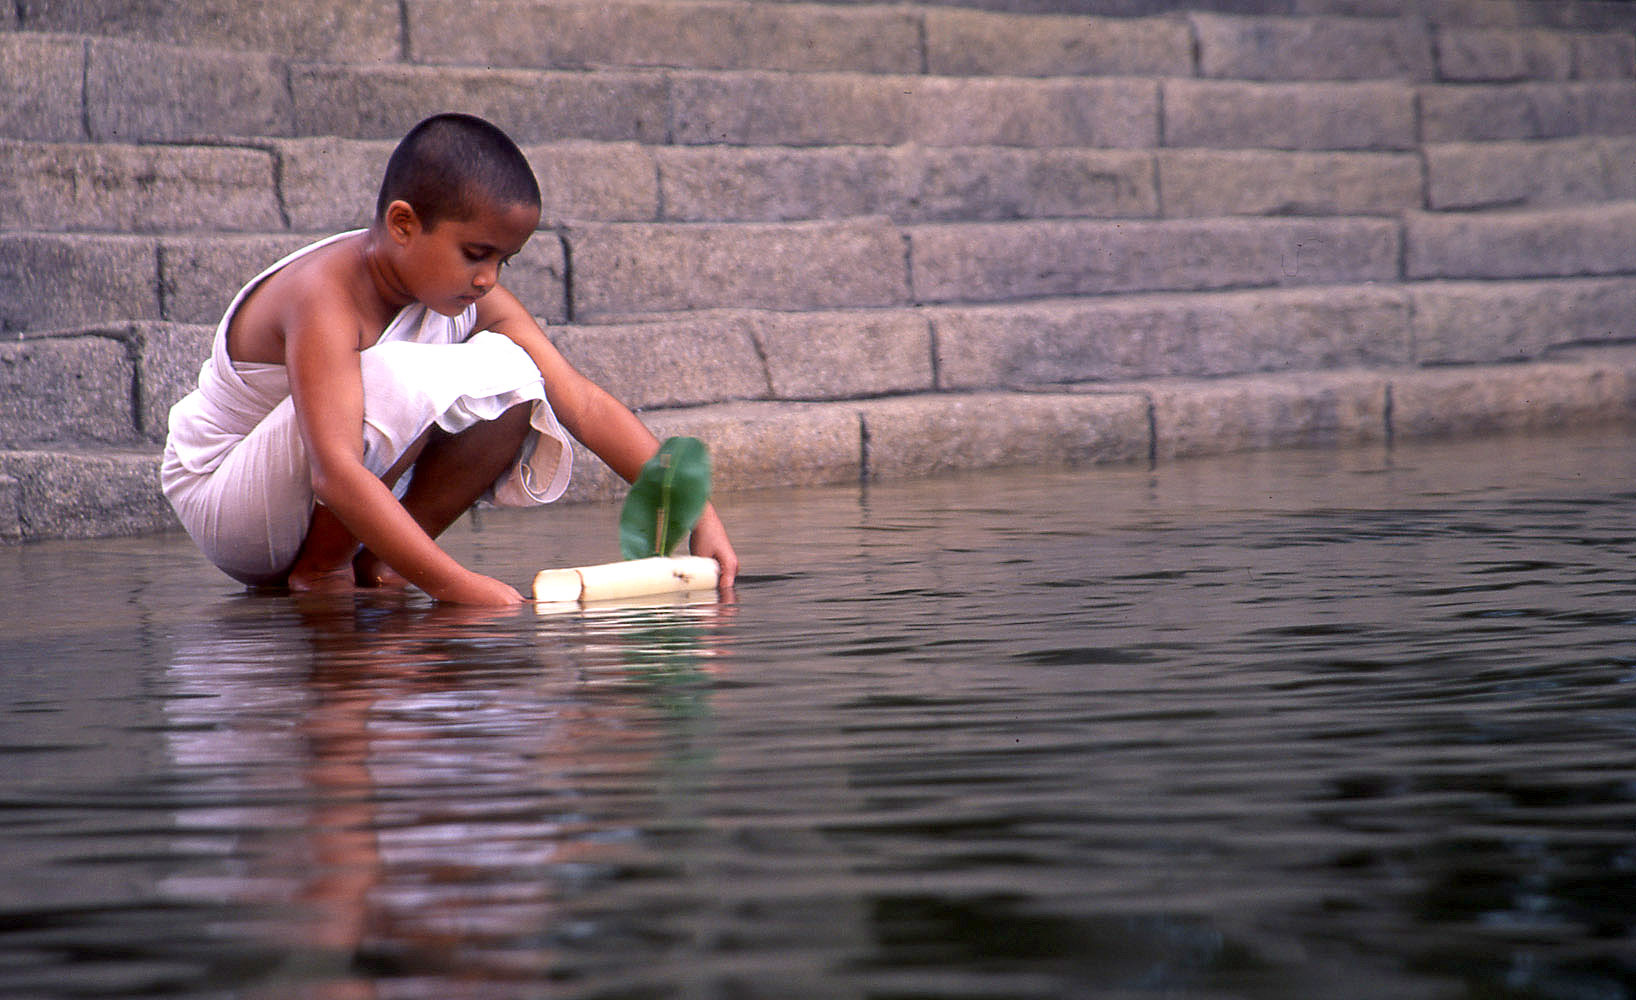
[2,429,1635,999]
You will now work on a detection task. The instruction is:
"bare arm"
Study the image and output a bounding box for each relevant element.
[475,287,739,586]
[285,294,521,604]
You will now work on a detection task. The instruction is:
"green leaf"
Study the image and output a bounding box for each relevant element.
[619,436,712,560]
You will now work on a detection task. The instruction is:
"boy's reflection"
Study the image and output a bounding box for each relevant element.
[160,592,733,995]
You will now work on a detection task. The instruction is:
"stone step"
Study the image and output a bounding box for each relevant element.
[1419,79,1636,141]
[1425,135,1636,210]
[0,232,567,334]
[14,345,1636,541]
[12,2,399,63]
[1406,199,1636,279]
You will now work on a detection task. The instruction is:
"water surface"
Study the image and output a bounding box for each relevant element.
[2,430,1635,999]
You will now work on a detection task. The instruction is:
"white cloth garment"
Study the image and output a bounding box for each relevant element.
[161,231,573,585]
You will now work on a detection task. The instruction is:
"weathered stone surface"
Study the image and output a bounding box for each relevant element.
[909,77,1160,148]
[0,235,161,334]
[1163,80,1417,150]
[859,391,1151,479]
[1159,150,1421,215]
[290,66,670,143]
[924,9,1193,76]
[1411,277,1636,363]
[0,34,85,142]
[1390,357,1636,439]
[566,219,908,319]
[0,448,174,541]
[1406,202,1636,279]
[86,39,290,143]
[1419,80,1636,140]
[930,286,1412,387]
[1423,137,1611,209]
[1144,369,1389,458]
[0,335,135,447]
[1573,32,1636,77]
[134,323,215,441]
[562,400,865,502]
[408,0,921,73]
[0,140,281,233]
[18,0,399,62]
[909,218,1399,304]
[1192,13,1434,80]
[548,315,768,411]
[670,73,1158,148]
[657,146,1156,223]
[0,475,20,541]
[1437,27,1574,80]
[274,138,389,232]
[1601,136,1636,198]
[156,235,318,325]
[752,310,934,399]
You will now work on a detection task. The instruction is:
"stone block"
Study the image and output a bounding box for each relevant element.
[561,400,864,502]
[0,448,174,541]
[930,286,1412,387]
[85,39,290,143]
[407,0,921,73]
[669,73,1158,148]
[0,475,20,541]
[908,218,1400,304]
[1419,80,1636,141]
[1573,32,1636,78]
[525,143,659,225]
[506,237,570,326]
[1145,370,1389,459]
[1423,138,1610,209]
[547,315,768,411]
[657,146,1156,223]
[1405,202,1636,279]
[1601,136,1636,199]
[923,9,1193,76]
[1390,358,1636,439]
[1192,13,1434,80]
[0,235,161,334]
[908,77,1160,148]
[156,235,317,325]
[565,219,908,319]
[752,310,934,400]
[858,391,1150,480]
[0,34,86,142]
[290,66,670,143]
[133,323,215,441]
[1163,80,1416,150]
[1411,277,1636,363]
[18,0,399,62]
[1437,28,1574,81]
[274,138,390,232]
[1159,150,1421,216]
[0,140,281,233]
[0,334,136,447]
[669,72,909,146]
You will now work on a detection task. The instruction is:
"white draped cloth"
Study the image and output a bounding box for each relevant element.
[161,231,573,585]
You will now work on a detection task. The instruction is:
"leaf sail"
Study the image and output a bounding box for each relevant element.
[618,436,712,560]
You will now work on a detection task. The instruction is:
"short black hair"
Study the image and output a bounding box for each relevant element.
[375,113,541,229]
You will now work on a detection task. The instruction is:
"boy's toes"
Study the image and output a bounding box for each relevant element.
[288,565,359,594]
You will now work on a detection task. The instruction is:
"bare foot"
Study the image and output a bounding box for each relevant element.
[287,563,359,594]
[354,551,412,590]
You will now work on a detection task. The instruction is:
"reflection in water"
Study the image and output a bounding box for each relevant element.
[158,594,775,997]
[1,429,1635,998]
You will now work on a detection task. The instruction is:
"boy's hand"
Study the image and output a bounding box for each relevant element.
[689,505,738,590]
[435,570,525,606]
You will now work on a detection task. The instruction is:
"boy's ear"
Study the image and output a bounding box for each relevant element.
[383,200,421,245]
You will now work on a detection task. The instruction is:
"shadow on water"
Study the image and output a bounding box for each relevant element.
[2,427,1636,998]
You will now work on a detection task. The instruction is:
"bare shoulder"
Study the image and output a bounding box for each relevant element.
[227,237,368,366]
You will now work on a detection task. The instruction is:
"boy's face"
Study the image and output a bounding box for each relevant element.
[391,195,540,317]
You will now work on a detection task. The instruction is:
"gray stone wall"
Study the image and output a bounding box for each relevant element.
[3,0,1636,541]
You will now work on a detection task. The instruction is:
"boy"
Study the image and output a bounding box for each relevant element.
[162,113,737,605]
